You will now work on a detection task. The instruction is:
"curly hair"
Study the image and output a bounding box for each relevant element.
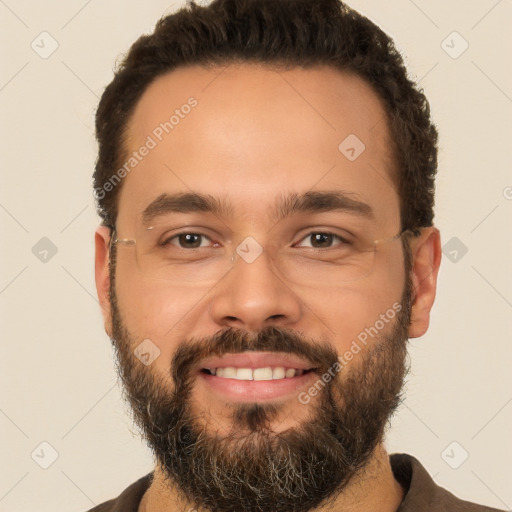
[94,0,438,235]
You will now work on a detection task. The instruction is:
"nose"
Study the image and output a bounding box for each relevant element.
[208,247,303,333]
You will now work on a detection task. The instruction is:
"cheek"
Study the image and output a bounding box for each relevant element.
[114,260,210,363]
[298,246,406,351]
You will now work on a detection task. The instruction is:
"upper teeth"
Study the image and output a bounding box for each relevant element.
[205,367,306,380]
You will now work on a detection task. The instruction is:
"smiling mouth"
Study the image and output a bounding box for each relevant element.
[200,367,315,380]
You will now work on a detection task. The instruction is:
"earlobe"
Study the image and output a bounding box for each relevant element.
[95,225,113,338]
[408,227,442,338]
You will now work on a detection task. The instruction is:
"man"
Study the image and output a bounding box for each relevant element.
[90,0,504,511]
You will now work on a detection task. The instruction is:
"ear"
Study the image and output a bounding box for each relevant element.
[408,227,442,338]
[95,225,113,338]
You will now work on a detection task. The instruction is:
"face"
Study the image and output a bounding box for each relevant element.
[96,63,437,512]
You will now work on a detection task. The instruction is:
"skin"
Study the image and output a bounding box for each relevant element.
[94,63,441,511]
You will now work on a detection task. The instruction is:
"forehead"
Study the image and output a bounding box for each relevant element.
[116,63,399,232]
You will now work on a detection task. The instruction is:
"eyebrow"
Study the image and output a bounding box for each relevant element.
[141,190,374,227]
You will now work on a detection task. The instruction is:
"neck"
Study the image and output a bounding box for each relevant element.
[138,444,404,512]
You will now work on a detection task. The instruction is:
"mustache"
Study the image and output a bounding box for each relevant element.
[170,325,340,388]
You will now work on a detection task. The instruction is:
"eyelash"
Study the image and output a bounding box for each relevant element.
[161,231,351,250]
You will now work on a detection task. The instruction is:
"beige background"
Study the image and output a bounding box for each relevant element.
[1,1,511,511]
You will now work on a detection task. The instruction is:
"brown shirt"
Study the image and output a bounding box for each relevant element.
[86,453,505,512]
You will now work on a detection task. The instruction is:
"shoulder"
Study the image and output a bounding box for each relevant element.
[84,472,153,512]
[390,453,505,512]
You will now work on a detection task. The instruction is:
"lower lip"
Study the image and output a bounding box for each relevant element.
[198,370,317,402]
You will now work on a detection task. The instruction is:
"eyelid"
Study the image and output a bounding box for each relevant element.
[293,223,355,241]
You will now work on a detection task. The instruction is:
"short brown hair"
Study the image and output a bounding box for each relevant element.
[94,0,438,233]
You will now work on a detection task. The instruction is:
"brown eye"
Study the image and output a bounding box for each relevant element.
[162,233,212,249]
[295,232,350,249]
[178,233,203,248]
[310,233,333,248]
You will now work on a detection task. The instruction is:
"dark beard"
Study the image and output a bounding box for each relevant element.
[108,254,412,512]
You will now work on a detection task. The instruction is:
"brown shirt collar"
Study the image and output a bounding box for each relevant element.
[391,453,505,511]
